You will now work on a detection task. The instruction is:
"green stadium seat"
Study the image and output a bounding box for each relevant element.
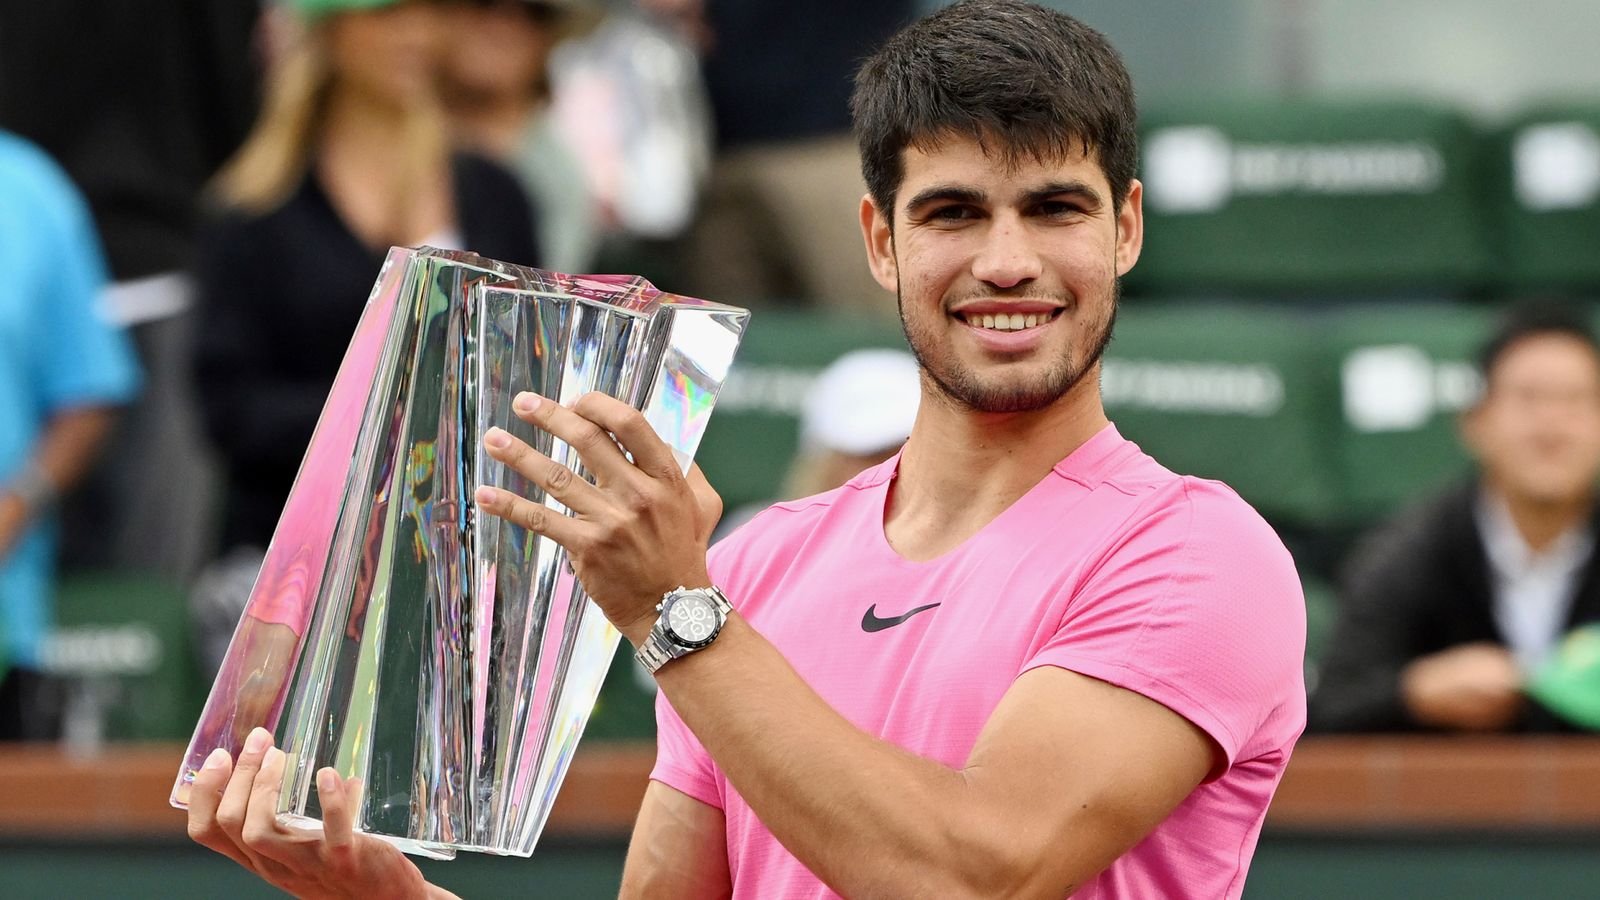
[1493,104,1600,294]
[1133,98,1491,296]
[1107,302,1342,523]
[1318,303,1494,524]
[46,572,206,742]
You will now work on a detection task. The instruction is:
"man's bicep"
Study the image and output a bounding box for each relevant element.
[619,782,731,900]
[960,666,1215,894]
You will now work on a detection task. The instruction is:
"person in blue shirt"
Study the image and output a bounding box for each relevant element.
[0,129,140,739]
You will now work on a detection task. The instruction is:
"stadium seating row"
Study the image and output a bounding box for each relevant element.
[697,302,1505,528]
[1131,99,1600,296]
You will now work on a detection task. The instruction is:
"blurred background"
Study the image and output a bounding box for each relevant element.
[3,0,1600,896]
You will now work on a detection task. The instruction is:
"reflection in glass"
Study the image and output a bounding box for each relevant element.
[171,247,748,858]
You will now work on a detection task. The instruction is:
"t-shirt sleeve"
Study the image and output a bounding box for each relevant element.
[649,688,722,808]
[1021,482,1306,770]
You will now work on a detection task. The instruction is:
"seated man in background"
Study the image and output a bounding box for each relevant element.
[1313,305,1600,732]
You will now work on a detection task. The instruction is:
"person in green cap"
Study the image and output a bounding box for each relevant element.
[1315,304,1600,733]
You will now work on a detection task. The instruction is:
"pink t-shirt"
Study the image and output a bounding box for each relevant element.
[652,425,1307,899]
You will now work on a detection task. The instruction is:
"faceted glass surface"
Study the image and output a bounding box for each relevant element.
[171,247,749,858]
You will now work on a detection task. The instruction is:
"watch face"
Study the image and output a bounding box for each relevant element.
[664,593,721,648]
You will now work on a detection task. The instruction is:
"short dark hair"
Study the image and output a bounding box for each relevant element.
[1478,302,1600,384]
[850,0,1138,221]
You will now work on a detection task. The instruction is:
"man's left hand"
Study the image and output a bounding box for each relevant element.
[473,391,722,645]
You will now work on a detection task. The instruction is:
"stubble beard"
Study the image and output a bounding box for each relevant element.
[897,279,1119,415]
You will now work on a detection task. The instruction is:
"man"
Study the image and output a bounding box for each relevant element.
[185,3,1307,897]
[1313,306,1600,733]
[0,129,140,738]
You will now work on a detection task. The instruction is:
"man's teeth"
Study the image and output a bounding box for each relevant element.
[971,312,1046,331]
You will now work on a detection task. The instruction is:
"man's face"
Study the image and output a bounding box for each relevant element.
[1465,334,1600,506]
[860,134,1143,414]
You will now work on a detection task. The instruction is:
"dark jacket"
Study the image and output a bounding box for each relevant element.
[194,153,537,551]
[1309,479,1600,732]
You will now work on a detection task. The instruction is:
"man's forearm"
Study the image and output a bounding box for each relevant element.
[0,406,117,553]
[645,614,1019,899]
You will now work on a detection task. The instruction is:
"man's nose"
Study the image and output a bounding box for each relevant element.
[970,216,1043,289]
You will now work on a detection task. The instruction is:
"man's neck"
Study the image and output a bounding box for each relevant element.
[1490,482,1595,556]
[885,373,1109,562]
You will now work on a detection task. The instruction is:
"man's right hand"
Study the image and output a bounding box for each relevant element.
[186,727,451,900]
[1400,642,1525,731]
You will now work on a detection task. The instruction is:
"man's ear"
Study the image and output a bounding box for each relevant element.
[1115,180,1145,277]
[860,194,899,293]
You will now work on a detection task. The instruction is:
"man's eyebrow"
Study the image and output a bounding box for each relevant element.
[1023,181,1104,208]
[903,185,987,212]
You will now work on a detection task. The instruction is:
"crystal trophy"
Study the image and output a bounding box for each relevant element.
[170,247,749,858]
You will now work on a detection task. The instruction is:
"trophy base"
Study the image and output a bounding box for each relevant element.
[276,813,459,861]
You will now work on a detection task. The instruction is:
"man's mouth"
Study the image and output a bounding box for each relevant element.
[954,309,1064,332]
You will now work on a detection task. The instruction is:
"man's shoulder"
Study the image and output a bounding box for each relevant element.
[1095,438,1283,552]
[1359,478,1477,556]
[709,462,890,575]
[0,131,89,229]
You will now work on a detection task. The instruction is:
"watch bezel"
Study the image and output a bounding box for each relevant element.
[660,590,725,650]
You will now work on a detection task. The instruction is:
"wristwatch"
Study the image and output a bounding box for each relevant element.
[635,585,732,674]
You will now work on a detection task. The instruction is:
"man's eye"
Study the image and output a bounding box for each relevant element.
[930,205,976,221]
[1037,201,1083,218]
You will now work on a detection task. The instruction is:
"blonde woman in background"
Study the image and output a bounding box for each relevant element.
[188,0,538,746]
[193,0,537,560]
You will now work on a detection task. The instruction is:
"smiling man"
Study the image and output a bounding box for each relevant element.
[186,2,1306,898]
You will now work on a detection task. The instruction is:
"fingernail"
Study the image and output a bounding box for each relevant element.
[244,727,270,754]
[317,768,338,796]
[485,427,511,449]
[203,747,230,770]
[513,392,540,413]
[474,485,496,505]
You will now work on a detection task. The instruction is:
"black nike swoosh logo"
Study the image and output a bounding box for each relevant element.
[861,602,942,633]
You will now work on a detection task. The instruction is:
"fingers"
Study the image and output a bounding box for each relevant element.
[474,484,594,547]
[241,746,289,854]
[482,426,604,514]
[187,747,254,870]
[511,392,635,481]
[214,728,273,858]
[318,768,357,853]
[568,392,683,482]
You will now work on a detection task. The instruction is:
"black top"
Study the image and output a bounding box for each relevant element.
[1310,479,1600,733]
[701,1,914,148]
[194,153,537,550]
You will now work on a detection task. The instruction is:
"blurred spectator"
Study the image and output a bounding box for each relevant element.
[0,130,140,740]
[1312,305,1600,733]
[543,7,712,284]
[714,348,921,542]
[0,1,260,583]
[438,0,604,272]
[655,0,915,313]
[193,0,537,563]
